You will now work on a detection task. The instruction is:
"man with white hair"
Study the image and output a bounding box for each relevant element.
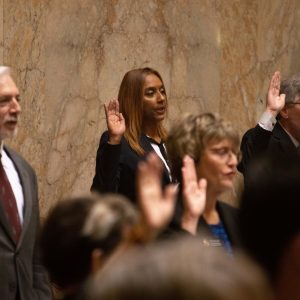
[0,66,51,299]
[238,71,300,175]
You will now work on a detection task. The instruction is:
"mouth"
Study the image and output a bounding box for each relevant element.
[224,171,236,178]
[5,119,18,128]
[156,107,166,115]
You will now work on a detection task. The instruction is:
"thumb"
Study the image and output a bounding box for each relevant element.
[280,93,286,104]
[198,178,207,190]
[164,184,178,204]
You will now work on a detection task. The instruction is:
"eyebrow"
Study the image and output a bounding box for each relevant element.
[0,95,11,100]
[0,93,20,100]
[144,84,165,89]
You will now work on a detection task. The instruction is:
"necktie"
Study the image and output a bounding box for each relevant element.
[0,156,21,242]
[147,137,170,166]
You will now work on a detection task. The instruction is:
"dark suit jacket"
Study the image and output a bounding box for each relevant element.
[169,198,242,249]
[91,131,171,204]
[238,123,297,174]
[0,146,51,300]
[197,201,242,248]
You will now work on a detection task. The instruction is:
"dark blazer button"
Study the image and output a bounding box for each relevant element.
[9,282,16,292]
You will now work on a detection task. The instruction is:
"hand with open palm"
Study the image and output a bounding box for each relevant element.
[104,99,125,144]
[266,71,286,117]
[181,155,207,235]
[137,153,177,235]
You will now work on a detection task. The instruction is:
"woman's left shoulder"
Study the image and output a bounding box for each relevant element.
[217,200,239,214]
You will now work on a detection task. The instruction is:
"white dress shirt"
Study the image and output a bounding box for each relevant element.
[258,111,299,147]
[148,140,172,181]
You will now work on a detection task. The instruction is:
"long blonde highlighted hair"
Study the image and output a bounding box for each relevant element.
[118,67,167,156]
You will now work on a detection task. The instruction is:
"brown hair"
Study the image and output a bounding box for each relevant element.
[118,67,167,156]
[166,113,239,181]
[85,237,273,300]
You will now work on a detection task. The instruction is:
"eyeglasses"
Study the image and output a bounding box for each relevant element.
[209,147,242,162]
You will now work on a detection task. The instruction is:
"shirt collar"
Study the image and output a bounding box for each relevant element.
[0,141,3,157]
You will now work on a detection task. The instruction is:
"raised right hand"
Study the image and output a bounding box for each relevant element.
[266,71,286,117]
[137,152,177,234]
[181,155,207,235]
[104,99,125,144]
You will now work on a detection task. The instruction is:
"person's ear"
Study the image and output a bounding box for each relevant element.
[90,249,103,274]
[279,106,289,119]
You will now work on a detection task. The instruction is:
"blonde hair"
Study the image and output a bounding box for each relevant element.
[166,113,239,181]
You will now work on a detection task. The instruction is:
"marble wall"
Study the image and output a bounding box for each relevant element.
[0,0,3,62]
[1,0,299,217]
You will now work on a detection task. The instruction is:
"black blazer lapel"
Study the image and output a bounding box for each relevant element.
[272,123,297,154]
[217,201,242,247]
[139,134,171,184]
[139,134,155,153]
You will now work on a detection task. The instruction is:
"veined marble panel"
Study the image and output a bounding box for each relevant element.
[2,0,300,214]
[0,0,3,64]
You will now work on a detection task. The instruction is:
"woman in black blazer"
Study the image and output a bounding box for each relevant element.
[91,67,171,204]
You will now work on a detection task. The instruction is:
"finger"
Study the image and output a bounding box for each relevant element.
[137,160,147,177]
[106,100,114,115]
[104,103,109,119]
[119,112,125,121]
[269,73,275,88]
[270,71,281,90]
[270,72,278,89]
[137,160,155,185]
[137,155,161,188]
[182,155,197,186]
[137,161,154,201]
[111,99,119,116]
[147,152,163,177]
[137,164,163,215]
[136,161,146,189]
[274,71,280,89]
[279,93,286,105]
[198,178,207,191]
[115,99,120,112]
[164,184,178,204]
[111,99,117,115]
[195,178,207,204]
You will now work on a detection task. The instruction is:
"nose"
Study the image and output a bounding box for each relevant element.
[10,97,21,114]
[157,90,166,102]
[227,152,238,167]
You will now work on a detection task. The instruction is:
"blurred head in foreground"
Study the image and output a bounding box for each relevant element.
[240,152,300,300]
[40,193,138,294]
[84,237,273,300]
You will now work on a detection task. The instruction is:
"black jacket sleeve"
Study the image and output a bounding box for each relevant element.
[237,125,272,174]
[91,131,122,194]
